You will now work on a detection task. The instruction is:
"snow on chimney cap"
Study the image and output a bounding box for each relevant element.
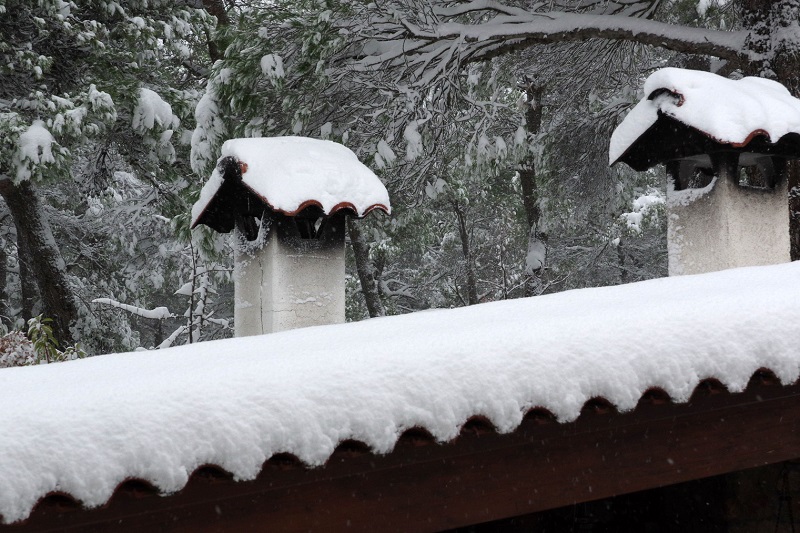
[609,68,800,170]
[191,136,391,231]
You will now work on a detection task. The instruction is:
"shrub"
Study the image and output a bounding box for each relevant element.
[0,315,86,368]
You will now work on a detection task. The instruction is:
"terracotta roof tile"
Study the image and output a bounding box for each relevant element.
[9,372,800,531]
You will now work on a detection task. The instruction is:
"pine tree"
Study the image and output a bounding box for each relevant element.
[0,0,216,348]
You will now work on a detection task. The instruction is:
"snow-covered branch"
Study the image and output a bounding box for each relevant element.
[354,8,749,82]
[157,325,187,349]
[437,13,746,57]
[92,298,172,320]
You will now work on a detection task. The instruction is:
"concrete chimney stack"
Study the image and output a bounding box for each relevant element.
[610,68,800,275]
[191,137,390,336]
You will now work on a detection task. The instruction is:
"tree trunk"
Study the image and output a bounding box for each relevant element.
[617,237,629,285]
[0,241,7,329]
[518,81,544,231]
[518,80,547,295]
[346,217,386,318]
[202,0,229,62]
[14,219,38,325]
[17,232,37,324]
[0,179,78,345]
[452,200,478,306]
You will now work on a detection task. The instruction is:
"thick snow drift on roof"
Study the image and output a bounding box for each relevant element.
[2,262,800,523]
[609,68,800,164]
[191,137,391,225]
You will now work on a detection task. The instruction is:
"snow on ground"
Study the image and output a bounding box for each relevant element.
[609,68,800,164]
[1,262,800,523]
[191,137,391,226]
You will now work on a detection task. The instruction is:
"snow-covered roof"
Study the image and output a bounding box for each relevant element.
[2,262,800,523]
[610,68,800,169]
[191,137,391,229]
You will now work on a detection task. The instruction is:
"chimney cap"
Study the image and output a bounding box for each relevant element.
[609,68,800,171]
[191,136,391,231]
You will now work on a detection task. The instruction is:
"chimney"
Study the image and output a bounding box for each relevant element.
[191,137,391,336]
[610,68,800,275]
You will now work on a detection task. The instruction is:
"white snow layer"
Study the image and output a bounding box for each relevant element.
[14,120,56,181]
[2,262,800,523]
[131,88,179,132]
[622,189,666,233]
[191,137,391,225]
[525,236,546,273]
[91,298,171,320]
[259,54,285,81]
[190,85,228,175]
[609,68,800,164]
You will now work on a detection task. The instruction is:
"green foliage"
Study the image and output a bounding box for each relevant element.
[27,315,59,363]
[0,315,86,367]
[0,0,215,188]
[660,0,735,28]
[0,0,232,353]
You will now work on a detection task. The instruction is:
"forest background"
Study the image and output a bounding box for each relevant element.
[0,0,797,358]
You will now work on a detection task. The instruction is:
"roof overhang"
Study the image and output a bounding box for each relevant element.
[10,373,800,532]
[609,68,800,172]
[190,137,391,233]
[613,113,800,172]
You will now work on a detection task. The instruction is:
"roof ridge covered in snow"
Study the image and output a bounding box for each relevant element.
[1,262,799,523]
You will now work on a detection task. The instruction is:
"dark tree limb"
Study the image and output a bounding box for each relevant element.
[201,0,229,62]
[0,241,7,328]
[347,217,386,318]
[452,200,478,306]
[439,15,747,63]
[517,80,547,295]
[518,80,544,232]
[358,11,750,78]
[17,228,37,324]
[0,179,78,345]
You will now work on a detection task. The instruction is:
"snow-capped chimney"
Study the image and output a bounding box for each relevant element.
[191,137,390,336]
[610,68,799,275]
